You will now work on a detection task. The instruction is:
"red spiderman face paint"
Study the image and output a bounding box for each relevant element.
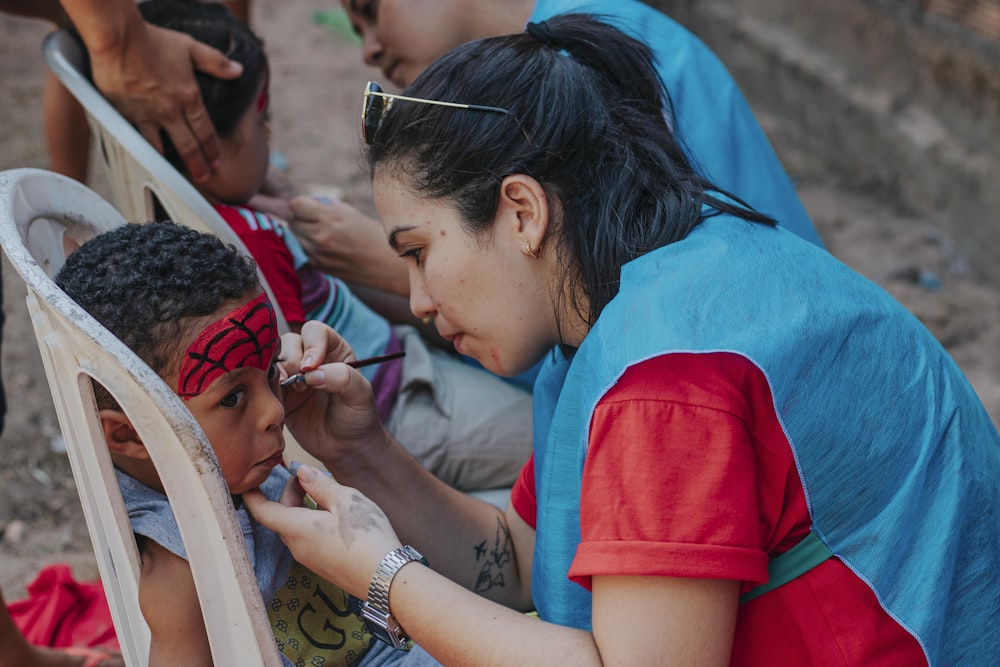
[178,293,278,399]
[256,85,269,113]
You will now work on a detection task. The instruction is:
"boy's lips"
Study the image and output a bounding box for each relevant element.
[258,450,285,468]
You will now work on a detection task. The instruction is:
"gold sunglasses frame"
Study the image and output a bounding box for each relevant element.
[362,80,532,146]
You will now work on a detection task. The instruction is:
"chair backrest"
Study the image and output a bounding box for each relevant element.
[41,29,290,334]
[0,168,282,666]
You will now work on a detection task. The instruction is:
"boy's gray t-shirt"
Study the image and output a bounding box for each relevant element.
[116,464,293,602]
[116,465,440,666]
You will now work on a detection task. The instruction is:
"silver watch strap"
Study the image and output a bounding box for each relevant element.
[366,545,428,617]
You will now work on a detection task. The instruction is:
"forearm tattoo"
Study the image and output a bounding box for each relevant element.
[472,517,512,594]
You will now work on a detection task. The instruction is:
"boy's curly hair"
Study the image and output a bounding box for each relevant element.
[55,221,261,377]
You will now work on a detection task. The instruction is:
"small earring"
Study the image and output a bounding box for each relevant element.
[523,240,539,259]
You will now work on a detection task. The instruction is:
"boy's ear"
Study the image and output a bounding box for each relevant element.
[99,408,149,460]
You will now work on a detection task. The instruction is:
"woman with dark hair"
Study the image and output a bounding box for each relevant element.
[247,15,1000,665]
[288,0,823,300]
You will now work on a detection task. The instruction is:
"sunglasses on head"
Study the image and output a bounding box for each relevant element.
[361,80,532,146]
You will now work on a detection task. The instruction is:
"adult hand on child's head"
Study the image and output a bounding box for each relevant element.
[244,465,402,597]
[288,196,410,297]
[278,321,391,467]
[88,21,243,183]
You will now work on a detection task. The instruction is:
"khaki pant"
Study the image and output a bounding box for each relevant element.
[385,325,533,492]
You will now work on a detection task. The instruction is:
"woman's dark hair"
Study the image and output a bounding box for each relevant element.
[55,221,261,377]
[137,0,267,173]
[367,14,774,328]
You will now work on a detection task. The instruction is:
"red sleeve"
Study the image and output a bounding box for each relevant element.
[510,455,537,529]
[215,205,305,325]
[568,352,808,591]
[562,358,920,666]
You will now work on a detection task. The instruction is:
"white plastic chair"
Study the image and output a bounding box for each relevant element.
[0,168,282,666]
[41,29,289,334]
[41,29,333,470]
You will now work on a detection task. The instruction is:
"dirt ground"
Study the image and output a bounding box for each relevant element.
[1,2,999,601]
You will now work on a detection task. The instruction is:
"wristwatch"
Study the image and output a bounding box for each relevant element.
[357,545,429,648]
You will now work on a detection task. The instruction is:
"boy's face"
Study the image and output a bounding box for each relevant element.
[203,77,272,205]
[171,293,286,495]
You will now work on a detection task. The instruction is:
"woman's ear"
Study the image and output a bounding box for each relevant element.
[99,408,149,460]
[498,174,549,254]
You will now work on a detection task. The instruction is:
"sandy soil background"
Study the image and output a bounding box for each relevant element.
[2,2,999,601]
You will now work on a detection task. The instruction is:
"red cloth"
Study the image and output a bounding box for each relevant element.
[511,353,926,666]
[214,204,305,325]
[7,564,119,650]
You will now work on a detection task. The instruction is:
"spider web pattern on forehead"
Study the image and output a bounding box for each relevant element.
[178,293,278,399]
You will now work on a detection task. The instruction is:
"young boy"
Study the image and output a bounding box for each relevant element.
[128,0,532,492]
[54,221,385,667]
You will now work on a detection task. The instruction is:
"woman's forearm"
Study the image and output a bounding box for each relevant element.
[317,436,533,610]
[391,563,601,667]
[57,0,146,55]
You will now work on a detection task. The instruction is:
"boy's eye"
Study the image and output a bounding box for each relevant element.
[399,247,422,266]
[267,361,279,382]
[220,387,247,409]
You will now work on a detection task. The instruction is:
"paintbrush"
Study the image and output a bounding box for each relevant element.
[280,350,406,388]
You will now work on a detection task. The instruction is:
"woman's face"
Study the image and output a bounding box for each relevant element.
[340,0,482,88]
[373,170,558,377]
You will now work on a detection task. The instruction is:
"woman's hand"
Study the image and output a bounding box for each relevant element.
[278,321,391,466]
[244,465,402,597]
[287,196,410,296]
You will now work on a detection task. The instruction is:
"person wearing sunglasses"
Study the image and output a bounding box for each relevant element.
[245,14,1000,666]
[286,0,824,302]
